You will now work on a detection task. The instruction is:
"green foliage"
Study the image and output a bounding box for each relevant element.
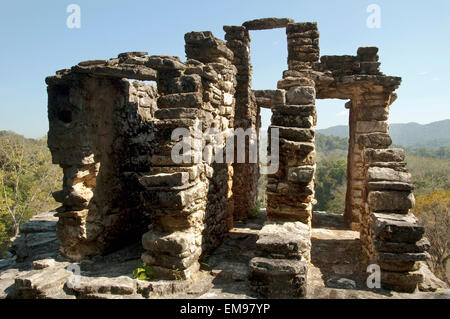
[414,189,450,284]
[249,201,264,219]
[171,266,183,281]
[314,158,347,213]
[133,265,157,281]
[316,134,348,162]
[405,155,450,196]
[403,146,450,160]
[0,131,62,258]
[256,173,267,208]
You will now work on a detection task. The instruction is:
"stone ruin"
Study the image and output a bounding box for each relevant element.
[43,18,432,296]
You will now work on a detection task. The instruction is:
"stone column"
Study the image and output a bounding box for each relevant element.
[362,148,430,292]
[140,33,237,280]
[223,25,260,221]
[345,93,391,230]
[249,22,320,298]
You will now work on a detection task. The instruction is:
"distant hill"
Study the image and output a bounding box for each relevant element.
[317,119,450,148]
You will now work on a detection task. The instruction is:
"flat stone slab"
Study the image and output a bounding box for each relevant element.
[242,18,294,30]
[257,221,311,259]
[372,213,425,243]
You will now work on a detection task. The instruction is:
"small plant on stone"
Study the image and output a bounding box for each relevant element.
[133,265,157,281]
[171,266,183,281]
[248,201,264,219]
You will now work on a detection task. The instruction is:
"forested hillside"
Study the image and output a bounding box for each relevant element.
[317,119,450,148]
[314,133,450,283]
[0,131,62,257]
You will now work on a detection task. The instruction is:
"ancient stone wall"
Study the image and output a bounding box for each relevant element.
[46,66,157,260]
[43,17,431,294]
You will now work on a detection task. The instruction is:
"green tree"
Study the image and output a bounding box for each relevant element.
[315,158,347,213]
[0,132,62,256]
[414,189,450,284]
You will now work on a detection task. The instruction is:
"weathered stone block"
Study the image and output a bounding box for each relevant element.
[73,276,136,296]
[242,18,294,30]
[249,257,307,298]
[253,89,286,108]
[373,237,430,254]
[256,222,311,259]
[377,251,430,272]
[381,270,423,293]
[286,86,315,105]
[185,31,234,63]
[139,172,189,187]
[286,22,318,34]
[357,106,389,121]
[154,108,200,119]
[274,126,315,142]
[368,191,415,212]
[367,181,414,192]
[272,105,316,116]
[277,77,315,90]
[288,165,315,184]
[142,230,200,257]
[157,92,202,108]
[271,113,314,128]
[364,148,405,163]
[372,213,425,243]
[367,167,412,183]
[355,121,389,133]
[357,133,392,149]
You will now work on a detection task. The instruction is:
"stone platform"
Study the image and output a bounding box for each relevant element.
[0,211,448,299]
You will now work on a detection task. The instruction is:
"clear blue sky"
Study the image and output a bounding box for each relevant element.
[1,0,449,138]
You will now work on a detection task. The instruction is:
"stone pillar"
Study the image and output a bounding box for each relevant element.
[286,22,320,72]
[345,90,393,229]
[249,22,320,298]
[223,25,260,221]
[140,33,236,280]
[361,148,430,292]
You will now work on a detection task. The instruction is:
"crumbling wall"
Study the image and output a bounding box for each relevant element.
[46,63,158,259]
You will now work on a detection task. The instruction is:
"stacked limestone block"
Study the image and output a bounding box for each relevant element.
[249,22,320,298]
[287,22,320,72]
[224,25,260,220]
[319,47,381,76]
[46,55,158,260]
[361,148,430,292]
[140,32,236,280]
[346,85,398,230]
[249,220,311,298]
